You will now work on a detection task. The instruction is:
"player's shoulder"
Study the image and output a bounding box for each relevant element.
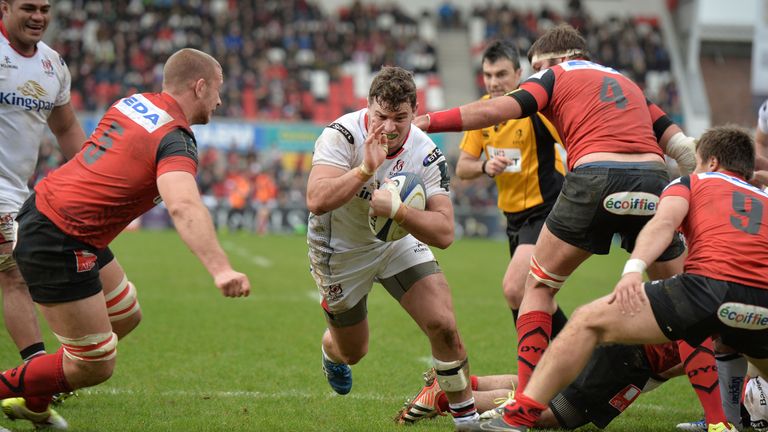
[36,41,68,70]
[323,109,365,145]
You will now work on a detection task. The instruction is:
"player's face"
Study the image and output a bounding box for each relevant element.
[196,69,223,125]
[482,58,522,98]
[1,0,50,54]
[367,98,415,152]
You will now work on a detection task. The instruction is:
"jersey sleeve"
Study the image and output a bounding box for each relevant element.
[458,129,485,158]
[156,128,198,177]
[759,100,768,134]
[647,100,674,142]
[312,125,355,170]
[54,55,71,107]
[510,68,556,117]
[421,146,450,197]
[660,175,691,201]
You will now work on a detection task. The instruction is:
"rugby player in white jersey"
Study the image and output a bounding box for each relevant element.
[306,66,480,426]
[0,1,142,428]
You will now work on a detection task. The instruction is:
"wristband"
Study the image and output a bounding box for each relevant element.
[394,203,409,225]
[427,107,463,133]
[356,162,374,180]
[481,160,488,175]
[622,258,647,276]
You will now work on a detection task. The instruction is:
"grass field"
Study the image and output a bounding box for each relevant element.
[0,231,703,431]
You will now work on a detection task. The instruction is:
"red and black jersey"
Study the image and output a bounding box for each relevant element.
[642,342,680,375]
[509,60,664,170]
[35,92,198,249]
[662,172,768,289]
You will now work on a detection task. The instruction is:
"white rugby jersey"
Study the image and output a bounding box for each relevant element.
[759,100,768,134]
[308,108,450,252]
[0,30,71,212]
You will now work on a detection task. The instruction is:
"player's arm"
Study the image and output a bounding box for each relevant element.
[455,151,484,179]
[158,170,250,298]
[306,123,388,215]
[393,193,455,249]
[47,102,87,160]
[647,101,696,176]
[609,189,689,314]
[414,95,523,133]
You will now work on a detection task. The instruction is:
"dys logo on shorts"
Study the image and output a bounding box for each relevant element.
[603,192,658,216]
[74,250,97,273]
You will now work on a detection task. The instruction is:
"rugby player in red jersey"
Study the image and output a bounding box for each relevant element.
[455,125,768,432]
[0,48,250,418]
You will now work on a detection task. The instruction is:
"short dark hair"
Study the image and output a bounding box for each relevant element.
[696,125,755,180]
[368,66,417,112]
[527,24,590,62]
[482,40,520,69]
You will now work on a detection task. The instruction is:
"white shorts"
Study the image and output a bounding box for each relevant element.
[308,235,436,314]
[0,212,18,271]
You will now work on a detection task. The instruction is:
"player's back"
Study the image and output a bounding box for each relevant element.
[525,60,662,169]
[35,92,194,248]
[682,172,768,288]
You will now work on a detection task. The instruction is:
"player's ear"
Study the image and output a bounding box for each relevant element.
[193,78,206,98]
[707,156,719,172]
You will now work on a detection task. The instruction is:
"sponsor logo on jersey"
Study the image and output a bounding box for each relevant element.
[422,147,443,166]
[116,94,173,133]
[603,192,658,215]
[74,250,97,273]
[560,60,621,75]
[1,56,18,70]
[327,122,354,145]
[41,57,54,77]
[0,81,54,112]
[718,302,768,330]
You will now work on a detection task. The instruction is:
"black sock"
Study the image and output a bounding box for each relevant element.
[20,342,46,362]
[551,306,568,338]
[511,308,519,324]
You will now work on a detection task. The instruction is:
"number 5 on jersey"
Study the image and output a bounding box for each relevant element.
[83,121,124,165]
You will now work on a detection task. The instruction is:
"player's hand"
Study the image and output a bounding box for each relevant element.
[607,273,645,315]
[363,123,387,173]
[413,115,430,132]
[369,180,400,218]
[485,155,513,177]
[214,269,251,298]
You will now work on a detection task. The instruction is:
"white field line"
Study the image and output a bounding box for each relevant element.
[221,241,272,267]
[80,387,399,401]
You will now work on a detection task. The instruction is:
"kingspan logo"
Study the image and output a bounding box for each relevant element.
[0,81,54,112]
[603,192,658,216]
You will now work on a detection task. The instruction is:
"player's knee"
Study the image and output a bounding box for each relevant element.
[433,357,470,393]
[528,255,568,291]
[105,277,142,336]
[569,303,611,342]
[56,331,118,387]
[422,318,460,350]
[502,279,524,309]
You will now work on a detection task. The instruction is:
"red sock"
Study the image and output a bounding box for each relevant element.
[516,311,552,392]
[25,395,53,413]
[502,392,547,427]
[678,340,728,425]
[437,391,449,414]
[0,349,71,399]
[470,375,479,391]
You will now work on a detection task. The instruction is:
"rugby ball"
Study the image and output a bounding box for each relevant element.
[369,172,426,241]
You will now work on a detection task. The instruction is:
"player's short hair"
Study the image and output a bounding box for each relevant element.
[162,48,221,92]
[527,24,590,63]
[696,124,755,180]
[368,66,417,112]
[482,40,520,70]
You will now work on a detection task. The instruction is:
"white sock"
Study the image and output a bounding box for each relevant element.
[717,352,748,427]
[450,397,480,424]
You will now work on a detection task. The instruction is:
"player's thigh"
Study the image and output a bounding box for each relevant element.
[400,272,456,331]
[572,294,668,345]
[38,292,112,338]
[527,225,592,282]
[97,248,124,294]
[308,246,383,317]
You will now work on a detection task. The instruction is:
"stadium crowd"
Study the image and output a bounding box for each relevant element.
[30,0,684,234]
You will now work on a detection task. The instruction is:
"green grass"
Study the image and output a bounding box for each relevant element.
[0,231,702,431]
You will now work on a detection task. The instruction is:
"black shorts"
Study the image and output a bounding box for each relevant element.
[646,273,768,358]
[13,196,103,303]
[549,344,653,429]
[546,161,685,259]
[504,202,552,257]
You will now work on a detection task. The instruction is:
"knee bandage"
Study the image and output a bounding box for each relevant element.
[529,255,568,290]
[105,276,141,322]
[56,331,118,362]
[433,357,469,392]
